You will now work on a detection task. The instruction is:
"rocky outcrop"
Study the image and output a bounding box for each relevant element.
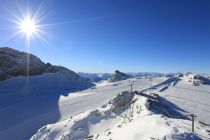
[184,73,210,86]
[108,70,133,82]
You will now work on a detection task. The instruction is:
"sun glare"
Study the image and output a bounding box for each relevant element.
[20,18,37,38]
[3,1,53,45]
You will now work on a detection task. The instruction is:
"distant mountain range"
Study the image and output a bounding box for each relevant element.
[78,71,166,82]
[78,72,112,82]
[128,72,165,77]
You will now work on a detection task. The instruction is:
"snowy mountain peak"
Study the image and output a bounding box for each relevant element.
[108,70,133,82]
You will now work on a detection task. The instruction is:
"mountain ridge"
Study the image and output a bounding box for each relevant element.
[0,47,90,82]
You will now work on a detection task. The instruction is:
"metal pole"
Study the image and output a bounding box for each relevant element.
[191,114,196,133]
[131,82,133,93]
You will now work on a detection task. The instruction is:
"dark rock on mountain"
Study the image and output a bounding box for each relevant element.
[108,70,133,82]
[0,47,90,82]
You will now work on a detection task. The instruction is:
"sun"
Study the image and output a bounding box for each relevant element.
[19,18,37,38]
[2,2,52,45]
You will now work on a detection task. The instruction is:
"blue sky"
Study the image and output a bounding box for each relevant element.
[0,0,209,73]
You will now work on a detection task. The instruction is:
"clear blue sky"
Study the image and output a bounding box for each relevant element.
[0,0,209,73]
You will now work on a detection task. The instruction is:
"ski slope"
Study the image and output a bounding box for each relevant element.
[0,76,164,140]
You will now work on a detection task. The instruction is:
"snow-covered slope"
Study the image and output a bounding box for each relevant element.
[137,74,210,125]
[0,47,96,140]
[31,91,210,140]
[0,77,164,140]
[108,70,133,82]
[159,79,210,125]
[1,72,210,140]
[0,47,94,108]
[0,72,94,108]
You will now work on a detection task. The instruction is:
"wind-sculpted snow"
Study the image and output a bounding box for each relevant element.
[31,91,210,140]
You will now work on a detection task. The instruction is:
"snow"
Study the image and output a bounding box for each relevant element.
[0,72,94,140]
[30,91,210,140]
[143,75,210,124]
[159,80,210,124]
[0,72,94,108]
[183,74,210,86]
[0,76,164,140]
[1,74,210,140]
